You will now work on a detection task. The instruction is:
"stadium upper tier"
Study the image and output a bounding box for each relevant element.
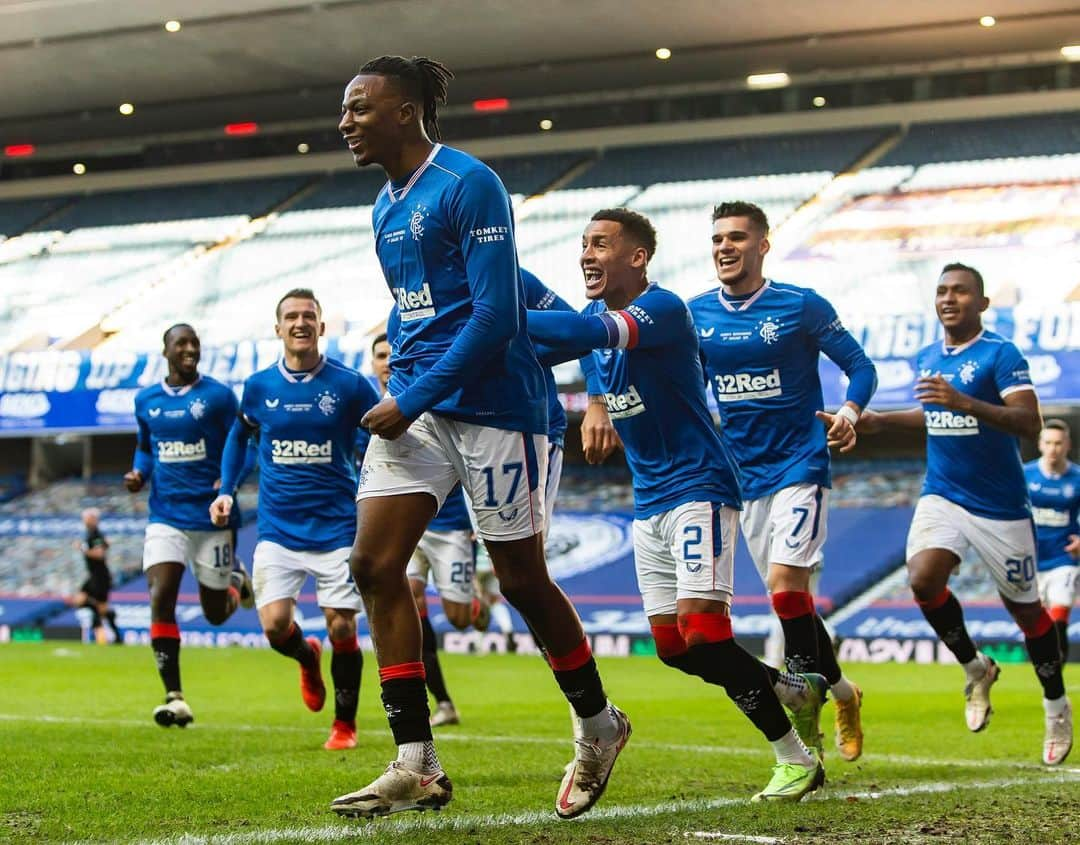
[0,113,1078,353]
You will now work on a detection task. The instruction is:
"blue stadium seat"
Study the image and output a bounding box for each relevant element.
[881,111,1080,165]
[0,196,70,237]
[44,176,311,230]
[569,128,891,188]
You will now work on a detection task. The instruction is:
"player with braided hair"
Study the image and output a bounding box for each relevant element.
[354,55,452,141]
[332,56,629,820]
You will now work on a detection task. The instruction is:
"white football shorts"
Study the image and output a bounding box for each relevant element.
[545,442,564,534]
[407,528,476,605]
[906,495,1039,603]
[143,522,233,591]
[252,540,364,611]
[1039,564,1079,610]
[740,483,829,580]
[633,501,738,618]
[358,412,547,543]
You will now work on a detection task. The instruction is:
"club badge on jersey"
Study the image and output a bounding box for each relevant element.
[916,330,1034,521]
[133,376,237,531]
[688,279,876,502]
[1024,459,1080,571]
[230,358,379,552]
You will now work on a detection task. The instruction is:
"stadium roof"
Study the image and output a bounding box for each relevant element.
[1,0,1078,141]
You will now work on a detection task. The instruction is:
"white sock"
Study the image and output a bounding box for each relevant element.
[1044,695,1070,718]
[962,654,987,683]
[831,676,856,703]
[489,601,514,635]
[773,671,809,708]
[397,740,441,773]
[771,728,814,767]
[579,702,619,742]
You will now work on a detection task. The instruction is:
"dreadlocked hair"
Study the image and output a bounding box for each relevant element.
[359,55,454,141]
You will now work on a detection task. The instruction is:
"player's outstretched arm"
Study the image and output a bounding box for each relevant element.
[855,407,926,435]
[914,375,1041,440]
[529,287,684,354]
[808,290,879,411]
[815,405,861,453]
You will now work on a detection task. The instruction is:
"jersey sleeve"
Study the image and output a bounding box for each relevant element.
[527,286,688,354]
[132,400,154,479]
[351,370,381,427]
[237,379,261,429]
[521,268,601,389]
[803,290,877,409]
[993,341,1035,399]
[218,416,253,498]
[386,304,401,346]
[394,168,521,421]
[219,384,240,427]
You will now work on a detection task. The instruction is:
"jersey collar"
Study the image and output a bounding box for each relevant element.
[1038,458,1067,480]
[160,376,200,397]
[717,279,770,312]
[941,329,984,356]
[277,356,326,383]
[385,143,442,205]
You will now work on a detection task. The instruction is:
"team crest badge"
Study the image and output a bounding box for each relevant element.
[409,203,428,241]
[316,391,338,416]
[189,398,206,420]
[756,317,781,345]
[958,360,978,385]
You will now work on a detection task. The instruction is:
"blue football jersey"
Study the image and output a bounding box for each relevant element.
[1024,460,1080,571]
[527,283,741,518]
[372,143,547,435]
[917,331,1035,521]
[689,281,876,501]
[522,268,569,447]
[220,357,379,552]
[133,376,238,531]
[428,483,473,532]
[353,375,383,466]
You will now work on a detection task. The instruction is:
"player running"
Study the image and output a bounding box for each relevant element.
[688,201,876,762]
[857,263,1072,766]
[332,55,628,820]
[210,289,379,751]
[1024,419,1080,661]
[527,207,827,802]
[66,508,121,644]
[124,323,254,727]
[373,314,485,728]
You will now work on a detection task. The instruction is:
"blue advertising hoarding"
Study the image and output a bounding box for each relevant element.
[2,305,1078,436]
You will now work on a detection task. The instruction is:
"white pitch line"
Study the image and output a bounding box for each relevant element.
[81,772,1079,845]
[0,712,1066,773]
[688,834,782,843]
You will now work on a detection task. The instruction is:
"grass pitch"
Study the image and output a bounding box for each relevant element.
[0,642,1076,844]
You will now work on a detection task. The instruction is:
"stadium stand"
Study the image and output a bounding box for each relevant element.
[878,111,1080,166]
[567,128,890,188]
[4,116,1078,355]
[0,196,70,238]
[0,478,258,598]
[41,176,310,230]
